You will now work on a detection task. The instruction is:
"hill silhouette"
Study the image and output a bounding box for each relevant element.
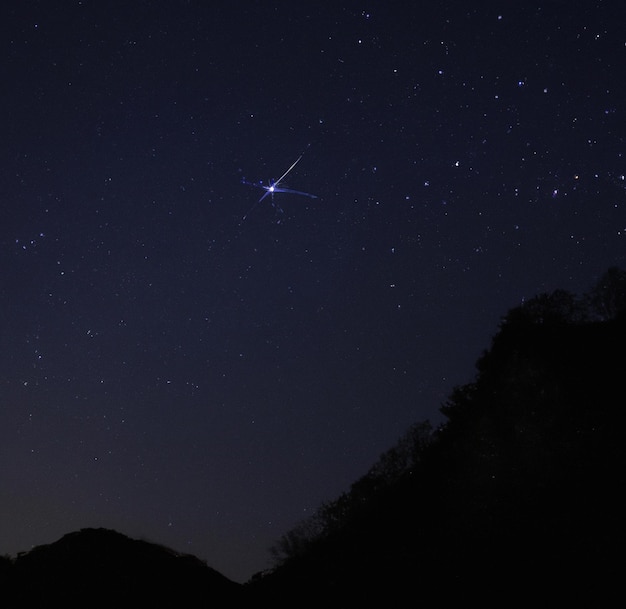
[3,268,625,607]
[1,528,242,608]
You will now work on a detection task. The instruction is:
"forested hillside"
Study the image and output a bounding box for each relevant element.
[250,268,626,606]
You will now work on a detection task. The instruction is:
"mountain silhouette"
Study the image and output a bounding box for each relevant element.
[2,528,242,608]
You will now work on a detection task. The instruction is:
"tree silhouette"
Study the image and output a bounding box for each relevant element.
[268,421,434,565]
[586,266,626,321]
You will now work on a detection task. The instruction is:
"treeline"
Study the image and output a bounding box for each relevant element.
[268,420,434,565]
[252,267,626,605]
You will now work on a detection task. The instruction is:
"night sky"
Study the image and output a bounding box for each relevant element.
[2,1,625,583]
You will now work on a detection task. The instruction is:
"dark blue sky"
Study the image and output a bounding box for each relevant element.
[2,1,625,582]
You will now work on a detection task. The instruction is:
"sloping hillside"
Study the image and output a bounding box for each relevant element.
[251,293,626,606]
